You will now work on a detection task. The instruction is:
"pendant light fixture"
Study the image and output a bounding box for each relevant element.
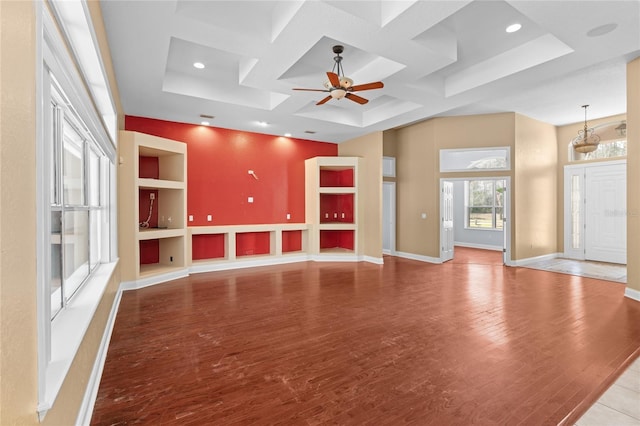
[572,104,600,153]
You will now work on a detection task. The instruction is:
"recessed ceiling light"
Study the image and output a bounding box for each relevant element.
[284,133,292,137]
[506,23,522,33]
[257,121,268,126]
[201,121,210,126]
[193,62,205,69]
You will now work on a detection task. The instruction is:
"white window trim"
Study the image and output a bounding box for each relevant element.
[440,147,511,173]
[36,2,118,420]
[464,179,506,231]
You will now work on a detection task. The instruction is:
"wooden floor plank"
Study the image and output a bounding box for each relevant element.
[91,249,640,425]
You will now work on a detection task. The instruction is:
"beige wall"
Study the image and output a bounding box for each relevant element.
[1,2,38,423]
[628,58,640,295]
[338,132,383,260]
[394,113,516,257]
[513,114,558,260]
[0,2,122,424]
[392,112,560,261]
[394,119,438,256]
[555,113,627,252]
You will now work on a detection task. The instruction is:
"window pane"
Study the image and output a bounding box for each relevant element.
[469,207,493,228]
[495,207,504,230]
[89,149,100,207]
[51,210,63,318]
[63,119,85,205]
[50,102,61,205]
[468,181,494,206]
[90,209,101,270]
[63,210,89,299]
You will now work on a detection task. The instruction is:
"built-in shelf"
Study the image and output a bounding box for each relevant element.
[306,157,362,258]
[188,223,310,273]
[119,130,188,283]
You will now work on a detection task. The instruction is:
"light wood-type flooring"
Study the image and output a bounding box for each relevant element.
[92,248,640,425]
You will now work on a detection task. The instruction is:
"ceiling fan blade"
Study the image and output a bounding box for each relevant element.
[316,95,333,105]
[327,72,341,88]
[345,93,368,104]
[293,88,329,92]
[350,81,384,92]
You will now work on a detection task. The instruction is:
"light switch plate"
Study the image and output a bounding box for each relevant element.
[248,196,254,203]
[188,215,193,222]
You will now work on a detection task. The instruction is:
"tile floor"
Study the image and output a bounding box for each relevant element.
[520,257,638,426]
[523,257,627,284]
[576,357,640,426]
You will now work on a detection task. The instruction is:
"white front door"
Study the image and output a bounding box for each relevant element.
[382,182,396,254]
[441,180,454,262]
[585,163,626,264]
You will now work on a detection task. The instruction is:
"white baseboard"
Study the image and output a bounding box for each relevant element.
[75,287,123,426]
[363,256,384,265]
[190,254,310,274]
[624,287,640,302]
[394,251,442,264]
[512,252,561,267]
[119,268,190,291]
[454,242,503,251]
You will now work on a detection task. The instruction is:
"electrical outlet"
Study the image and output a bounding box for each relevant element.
[170,256,173,262]
[188,215,193,222]
[286,213,291,220]
[341,212,345,219]
[207,214,212,221]
[150,193,155,200]
[248,196,254,203]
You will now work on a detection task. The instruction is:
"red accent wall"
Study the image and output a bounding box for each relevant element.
[282,230,302,252]
[236,232,270,256]
[139,156,159,179]
[192,234,225,260]
[320,169,354,187]
[319,193,354,223]
[320,230,354,250]
[139,240,159,264]
[126,116,337,226]
[126,116,337,261]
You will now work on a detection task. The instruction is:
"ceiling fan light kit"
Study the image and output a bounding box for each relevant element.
[293,45,384,105]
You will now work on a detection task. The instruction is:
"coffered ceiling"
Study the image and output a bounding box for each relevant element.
[100,0,640,143]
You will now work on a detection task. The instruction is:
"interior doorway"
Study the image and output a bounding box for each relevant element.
[440,177,511,265]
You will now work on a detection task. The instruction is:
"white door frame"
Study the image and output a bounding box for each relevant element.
[563,159,627,262]
[439,177,512,265]
[382,181,396,255]
[440,180,454,262]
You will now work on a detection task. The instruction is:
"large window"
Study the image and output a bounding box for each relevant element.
[49,80,108,318]
[466,179,505,230]
[37,1,118,418]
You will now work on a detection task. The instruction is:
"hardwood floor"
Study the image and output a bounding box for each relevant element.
[92,251,640,425]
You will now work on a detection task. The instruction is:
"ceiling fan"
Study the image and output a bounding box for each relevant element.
[293,45,384,105]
